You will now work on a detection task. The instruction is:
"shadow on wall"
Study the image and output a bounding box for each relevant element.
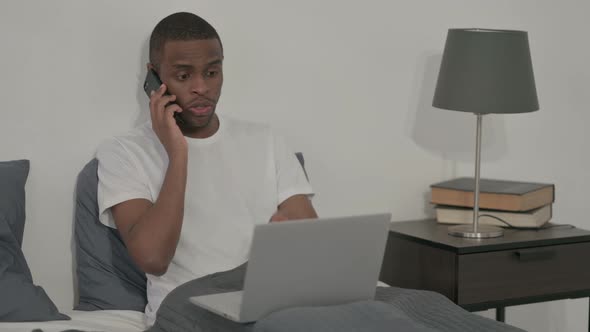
[409,53,509,164]
[421,190,434,219]
[70,188,79,307]
[134,37,151,127]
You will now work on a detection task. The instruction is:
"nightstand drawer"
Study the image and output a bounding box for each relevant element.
[457,242,590,306]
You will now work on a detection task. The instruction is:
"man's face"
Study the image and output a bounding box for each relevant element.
[156,39,223,134]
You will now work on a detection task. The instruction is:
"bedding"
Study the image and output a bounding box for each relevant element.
[2,156,524,331]
[0,160,69,322]
[74,159,147,311]
[147,264,526,332]
[0,310,145,332]
[0,159,29,247]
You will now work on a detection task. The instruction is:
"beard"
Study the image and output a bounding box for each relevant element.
[178,108,218,137]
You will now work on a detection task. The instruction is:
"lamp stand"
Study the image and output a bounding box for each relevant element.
[448,113,504,239]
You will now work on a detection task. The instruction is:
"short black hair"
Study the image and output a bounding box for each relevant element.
[149,12,222,67]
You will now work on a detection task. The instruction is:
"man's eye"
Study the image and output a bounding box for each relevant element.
[177,73,190,81]
[206,70,219,78]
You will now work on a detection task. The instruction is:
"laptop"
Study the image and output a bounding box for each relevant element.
[188,213,391,323]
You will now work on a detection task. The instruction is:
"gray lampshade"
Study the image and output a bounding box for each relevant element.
[433,29,539,114]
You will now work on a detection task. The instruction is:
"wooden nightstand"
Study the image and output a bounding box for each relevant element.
[379,219,590,331]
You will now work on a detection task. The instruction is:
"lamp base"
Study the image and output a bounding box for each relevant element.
[448,224,504,239]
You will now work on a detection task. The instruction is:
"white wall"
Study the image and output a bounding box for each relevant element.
[0,1,588,331]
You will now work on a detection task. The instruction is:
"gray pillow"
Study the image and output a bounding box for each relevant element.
[74,159,147,311]
[294,152,308,181]
[0,159,28,247]
[0,159,69,322]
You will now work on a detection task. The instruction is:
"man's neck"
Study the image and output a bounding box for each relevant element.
[181,114,220,139]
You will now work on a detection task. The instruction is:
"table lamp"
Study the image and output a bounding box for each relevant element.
[432,29,539,238]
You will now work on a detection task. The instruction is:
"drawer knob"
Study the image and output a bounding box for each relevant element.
[514,249,555,261]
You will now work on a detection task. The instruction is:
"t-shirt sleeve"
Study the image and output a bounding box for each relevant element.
[272,133,315,205]
[96,138,153,228]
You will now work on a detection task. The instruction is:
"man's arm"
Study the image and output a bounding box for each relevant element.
[271,194,317,222]
[111,84,188,276]
[111,153,187,276]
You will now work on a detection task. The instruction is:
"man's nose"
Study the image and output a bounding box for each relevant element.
[190,76,208,95]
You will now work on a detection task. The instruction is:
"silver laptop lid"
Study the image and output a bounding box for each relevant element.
[239,213,391,322]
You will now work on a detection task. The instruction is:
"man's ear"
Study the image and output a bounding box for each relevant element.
[147,63,157,72]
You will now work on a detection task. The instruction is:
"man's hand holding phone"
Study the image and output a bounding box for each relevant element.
[149,84,187,158]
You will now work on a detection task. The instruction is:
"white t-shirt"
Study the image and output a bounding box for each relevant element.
[96,114,313,326]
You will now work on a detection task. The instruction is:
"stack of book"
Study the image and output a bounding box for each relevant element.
[430,177,555,229]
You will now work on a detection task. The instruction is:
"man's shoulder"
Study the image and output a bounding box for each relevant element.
[97,122,159,159]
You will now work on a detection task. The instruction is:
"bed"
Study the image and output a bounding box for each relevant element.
[0,158,526,332]
[0,310,146,332]
[146,264,525,332]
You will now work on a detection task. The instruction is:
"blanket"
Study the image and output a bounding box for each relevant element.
[147,264,526,332]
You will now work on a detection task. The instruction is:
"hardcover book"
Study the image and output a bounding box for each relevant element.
[430,177,554,212]
[435,204,552,228]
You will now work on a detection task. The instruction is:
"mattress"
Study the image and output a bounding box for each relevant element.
[1,282,388,331]
[0,310,146,332]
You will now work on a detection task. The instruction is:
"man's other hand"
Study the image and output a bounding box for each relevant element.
[269,211,289,223]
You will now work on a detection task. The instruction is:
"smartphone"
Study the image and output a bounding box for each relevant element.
[143,69,185,125]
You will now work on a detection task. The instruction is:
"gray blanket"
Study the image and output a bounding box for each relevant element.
[147,264,526,332]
